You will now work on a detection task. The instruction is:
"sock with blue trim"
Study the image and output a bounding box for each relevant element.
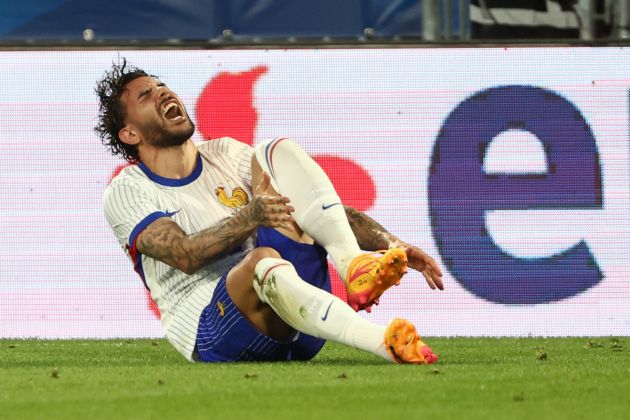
[254,138,361,279]
[253,257,392,361]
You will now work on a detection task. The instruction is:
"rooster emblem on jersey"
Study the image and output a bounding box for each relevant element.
[215,186,249,209]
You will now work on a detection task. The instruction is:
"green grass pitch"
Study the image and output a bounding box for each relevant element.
[1,337,628,420]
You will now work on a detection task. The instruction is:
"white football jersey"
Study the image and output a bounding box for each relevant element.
[104,137,254,361]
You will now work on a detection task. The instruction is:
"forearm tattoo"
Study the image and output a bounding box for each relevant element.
[137,208,258,274]
[344,206,395,251]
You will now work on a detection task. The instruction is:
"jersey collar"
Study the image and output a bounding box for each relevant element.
[138,153,203,187]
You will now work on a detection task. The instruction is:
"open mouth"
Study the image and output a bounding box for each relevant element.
[162,101,184,121]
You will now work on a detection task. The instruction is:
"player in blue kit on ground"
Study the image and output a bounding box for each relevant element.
[96,60,443,364]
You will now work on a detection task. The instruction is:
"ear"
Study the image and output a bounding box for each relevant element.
[118,125,140,146]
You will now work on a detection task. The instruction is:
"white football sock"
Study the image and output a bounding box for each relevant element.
[253,257,393,361]
[254,138,361,279]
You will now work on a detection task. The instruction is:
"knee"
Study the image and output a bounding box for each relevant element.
[244,247,282,270]
[227,247,283,296]
[254,137,300,163]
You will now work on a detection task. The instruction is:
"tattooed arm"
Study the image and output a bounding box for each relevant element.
[344,206,398,251]
[344,205,444,290]
[136,194,294,275]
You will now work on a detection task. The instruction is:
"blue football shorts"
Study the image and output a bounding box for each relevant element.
[195,227,331,362]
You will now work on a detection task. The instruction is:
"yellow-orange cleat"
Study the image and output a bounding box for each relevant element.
[345,248,408,312]
[384,318,438,364]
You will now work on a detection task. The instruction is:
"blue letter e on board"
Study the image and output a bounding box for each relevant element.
[429,86,602,304]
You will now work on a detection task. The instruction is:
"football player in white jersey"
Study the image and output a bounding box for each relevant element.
[96,61,443,364]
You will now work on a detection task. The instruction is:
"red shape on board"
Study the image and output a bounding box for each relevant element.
[328,262,348,303]
[146,289,161,319]
[109,163,132,183]
[195,65,268,146]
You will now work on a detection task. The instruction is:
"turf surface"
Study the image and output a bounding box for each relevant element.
[1,337,628,420]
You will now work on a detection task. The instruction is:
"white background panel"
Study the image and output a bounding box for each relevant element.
[0,48,628,338]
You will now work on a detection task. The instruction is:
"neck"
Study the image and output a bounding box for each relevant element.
[139,139,197,179]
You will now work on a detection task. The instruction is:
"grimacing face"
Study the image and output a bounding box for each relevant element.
[120,76,195,149]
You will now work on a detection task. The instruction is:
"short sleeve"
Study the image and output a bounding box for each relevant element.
[103,178,170,248]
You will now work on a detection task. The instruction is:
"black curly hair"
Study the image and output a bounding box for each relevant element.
[94,59,151,163]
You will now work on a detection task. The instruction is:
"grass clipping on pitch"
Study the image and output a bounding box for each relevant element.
[0,337,628,420]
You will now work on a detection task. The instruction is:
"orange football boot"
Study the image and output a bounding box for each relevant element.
[345,248,408,312]
[384,318,438,364]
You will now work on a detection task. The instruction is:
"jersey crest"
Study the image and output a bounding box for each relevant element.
[215,186,249,209]
[216,301,226,317]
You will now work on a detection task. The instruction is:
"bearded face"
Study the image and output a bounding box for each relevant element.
[120,76,196,151]
[136,97,196,148]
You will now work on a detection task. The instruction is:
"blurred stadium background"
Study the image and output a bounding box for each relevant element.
[1,0,628,352]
